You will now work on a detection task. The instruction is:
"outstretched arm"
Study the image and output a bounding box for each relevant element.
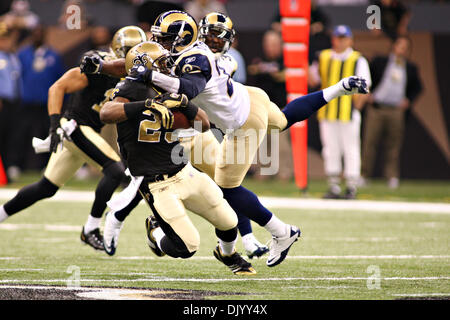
[80,55,127,78]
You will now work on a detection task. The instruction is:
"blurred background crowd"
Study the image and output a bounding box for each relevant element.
[0,0,448,196]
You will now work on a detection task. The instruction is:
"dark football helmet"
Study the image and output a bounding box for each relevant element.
[151,10,198,55]
[199,12,235,55]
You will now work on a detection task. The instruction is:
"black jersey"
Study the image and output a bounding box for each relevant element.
[113,78,185,177]
[63,50,119,132]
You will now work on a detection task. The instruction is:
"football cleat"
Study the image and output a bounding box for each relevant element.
[145,216,165,257]
[103,212,124,256]
[344,187,357,200]
[340,76,369,95]
[323,189,342,199]
[246,244,270,259]
[266,225,301,267]
[80,227,105,251]
[213,245,257,275]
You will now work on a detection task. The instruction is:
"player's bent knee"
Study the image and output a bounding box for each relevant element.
[102,161,126,181]
[39,177,59,198]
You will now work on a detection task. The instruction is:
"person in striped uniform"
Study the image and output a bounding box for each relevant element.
[310,25,371,199]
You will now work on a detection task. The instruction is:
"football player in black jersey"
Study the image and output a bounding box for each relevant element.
[99,41,256,275]
[0,26,147,251]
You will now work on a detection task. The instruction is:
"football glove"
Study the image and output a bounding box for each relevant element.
[144,99,174,129]
[341,76,369,95]
[80,55,103,74]
[49,114,62,153]
[127,65,153,84]
[154,93,189,109]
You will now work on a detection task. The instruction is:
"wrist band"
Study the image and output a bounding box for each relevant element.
[124,100,146,119]
[49,114,61,131]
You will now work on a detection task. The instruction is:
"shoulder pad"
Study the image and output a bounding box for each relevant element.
[175,51,212,78]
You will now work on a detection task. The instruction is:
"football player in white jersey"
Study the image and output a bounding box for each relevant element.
[195,12,269,259]
[81,11,368,267]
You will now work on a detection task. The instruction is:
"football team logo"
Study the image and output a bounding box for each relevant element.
[133,53,149,67]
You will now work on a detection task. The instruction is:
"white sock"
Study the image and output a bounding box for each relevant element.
[108,212,122,228]
[84,216,102,234]
[219,237,237,256]
[0,205,9,223]
[264,215,288,238]
[322,81,344,102]
[152,227,165,249]
[242,233,258,252]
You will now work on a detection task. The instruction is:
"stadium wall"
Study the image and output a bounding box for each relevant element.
[28,0,450,180]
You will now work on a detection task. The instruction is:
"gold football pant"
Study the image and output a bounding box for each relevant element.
[139,162,238,253]
[44,118,121,187]
[184,86,288,188]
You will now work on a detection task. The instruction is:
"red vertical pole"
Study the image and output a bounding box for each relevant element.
[0,156,7,186]
[280,0,311,191]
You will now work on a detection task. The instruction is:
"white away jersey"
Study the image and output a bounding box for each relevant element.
[173,42,250,132]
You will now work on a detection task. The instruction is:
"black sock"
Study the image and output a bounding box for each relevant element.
[114,193,142,222]
[4,177,58,215]
[90,162,126,218]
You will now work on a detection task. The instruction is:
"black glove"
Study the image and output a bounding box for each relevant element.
[127,65,153,84]
[154,93,189,109]
[49,114,62,153]
[80,55,103,74]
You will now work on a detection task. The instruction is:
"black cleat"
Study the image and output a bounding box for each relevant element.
[246,244,270,259]
[344,187,357,200]
[145,216,165,257]
[213,245,257,275]
[323,189,342,199]
[80,227,105,251]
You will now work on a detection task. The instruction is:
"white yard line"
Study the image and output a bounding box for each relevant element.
[0,276,449,284]
[106,255,450,260]
[1,189,449,213]
[392,293,450,297]
[0,269,43,272]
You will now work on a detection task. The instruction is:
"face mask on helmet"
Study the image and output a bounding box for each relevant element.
[125,41,172,75]
[199,25,234,54]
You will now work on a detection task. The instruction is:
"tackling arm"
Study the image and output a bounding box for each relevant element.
[192,106,210,132]
[100,58,127,78]
[100,96,130,124]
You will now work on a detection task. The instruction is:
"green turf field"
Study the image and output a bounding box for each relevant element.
[5,171,450,202]
[0,191,449,300]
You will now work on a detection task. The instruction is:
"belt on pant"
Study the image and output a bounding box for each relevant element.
[145,167,184,183]
[372,102,397,109]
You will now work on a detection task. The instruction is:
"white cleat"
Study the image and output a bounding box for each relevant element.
[266,225,301,267]
[103,212,123,256]
[340,76,369,95]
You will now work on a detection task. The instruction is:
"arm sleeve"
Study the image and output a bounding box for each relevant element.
[355,56,372,88]
[151,71,180,93]
[178,72,207,99]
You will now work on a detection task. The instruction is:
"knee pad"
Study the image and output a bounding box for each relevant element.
[102,161,126,181]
